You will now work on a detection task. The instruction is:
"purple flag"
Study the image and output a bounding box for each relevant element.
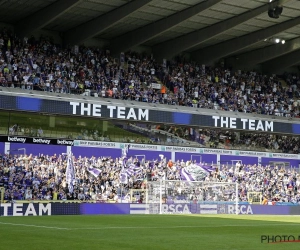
[66,152,75,193]
[87,166,101,177]
[181,163,213,181]
[120,171,128,184]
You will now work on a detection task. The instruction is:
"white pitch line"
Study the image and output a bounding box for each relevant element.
[0,222,69,230]
[1,222,299,231]
[69,223,300,230]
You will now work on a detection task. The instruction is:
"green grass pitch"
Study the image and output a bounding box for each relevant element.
[0,215,300,250]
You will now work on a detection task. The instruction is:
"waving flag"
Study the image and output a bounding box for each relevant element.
[120,171,128,184]
[181,162,213,181]
[119,155,128,184]
[122,144,130,157]
[119,144,143,183]
[87,166,101,177]
[120,160,142,183]
[126,163,142,176]
[120,144,130,184]
[66,152,75,193]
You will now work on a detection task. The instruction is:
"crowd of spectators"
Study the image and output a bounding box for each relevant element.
[8,123,44,137]
[1,27,300,118]
[237,133,300,154]
[0,153,299,205]
[0,27,158,99]
[153,125,300,154]
[0,27,299,204]
[160,60,300,117]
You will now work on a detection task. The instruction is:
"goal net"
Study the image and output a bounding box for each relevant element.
[146,180,239,215]
[247,192,262,204]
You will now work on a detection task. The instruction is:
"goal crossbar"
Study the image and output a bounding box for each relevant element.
[146,180,239,215]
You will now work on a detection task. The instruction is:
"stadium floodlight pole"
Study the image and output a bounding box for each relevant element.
[235,182,239,215]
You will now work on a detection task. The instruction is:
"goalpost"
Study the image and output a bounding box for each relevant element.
[269,161,287,169]
[7,148,26,156]
[146,180,239,215]
[191,155,202,163]
[0,187,4,204]
[134,155,145,164]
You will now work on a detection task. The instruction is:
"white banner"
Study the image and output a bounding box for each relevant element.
[200,148,234,155]
[237,151,268,157]
[162,146,198,153]
[74,140,119,148]
[126,143,160,151]
[151,83,161,89]
[269,153,300,159]
[73,140,300,160]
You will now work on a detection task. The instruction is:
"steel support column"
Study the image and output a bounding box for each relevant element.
[227,37,300,69]
[110,0,222,55]
[15,0,81,38]
[152,2,278,60]
[262,49,300,74]
[64,0,152,45]
[193,16,300,65]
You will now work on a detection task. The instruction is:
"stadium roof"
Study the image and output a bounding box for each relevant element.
[1,0,300,71]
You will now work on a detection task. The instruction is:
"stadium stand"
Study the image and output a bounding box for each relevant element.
[0,27,299,118]
[0,26,300,205]
[130,123,300,154]
[0,153,299,204]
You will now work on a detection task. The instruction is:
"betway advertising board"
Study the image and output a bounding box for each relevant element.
[1,95,300,134]
[2,136,299,166]
[0,136,74,146]
[2,135,298,160]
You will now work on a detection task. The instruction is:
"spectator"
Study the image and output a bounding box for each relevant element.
[1,152,299,204]
[1,26,299,118]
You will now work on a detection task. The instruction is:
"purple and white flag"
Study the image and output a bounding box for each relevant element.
[125,163,142,176]
[119,160,129,184]
[119,144,143,182]
[87,166,101,177]
[181,163,213,181]
[119,171,128,184]
[148,161,155,169]
[122,144,130,157]
[66,152,75,193]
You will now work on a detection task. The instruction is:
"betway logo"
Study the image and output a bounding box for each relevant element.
[33,138,51,144]
[8,137,26,143]
[57,139,74,146]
